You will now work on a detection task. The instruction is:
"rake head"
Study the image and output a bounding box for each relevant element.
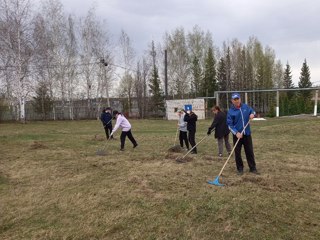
[96,150,107,156]
[207,176,224,186]
[168,145,183,153]
[175,158,187,164]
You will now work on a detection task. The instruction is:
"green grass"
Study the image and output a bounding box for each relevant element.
[0,117,320,239]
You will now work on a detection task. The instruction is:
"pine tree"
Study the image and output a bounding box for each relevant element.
[217,58,227,91]
[149,41,164,115]
[298,59,312,100]
[191,56,202,97]
[217,57,227,108]
[283,62,295,100]
[283,62,294,89]
[298,59,313,113]
[203,47,217,107]
[33,82,53,120]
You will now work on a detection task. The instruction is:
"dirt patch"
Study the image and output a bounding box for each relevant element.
[92,134,105,141]
[227,175,282,191]
[30,141,48,150]
[167,145,184,153]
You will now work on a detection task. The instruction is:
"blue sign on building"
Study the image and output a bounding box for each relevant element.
[184,104,192,111]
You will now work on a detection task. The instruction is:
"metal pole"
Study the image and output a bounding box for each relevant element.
[276,90,279,117]
[216,92,219,107]
[245,92,248,104]
[105,66,110,107]
[314,90,318,116]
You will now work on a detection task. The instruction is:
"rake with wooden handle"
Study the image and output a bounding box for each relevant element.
[207,120,251,186]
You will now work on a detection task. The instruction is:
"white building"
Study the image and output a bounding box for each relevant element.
[165,99,205,120]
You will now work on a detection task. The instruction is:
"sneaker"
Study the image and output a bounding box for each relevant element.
[237,169,244,175]
[133,144,138,148]
[249,169,260,175]
[191,151,197,154]
[120,148,124,151]
[218,153,223,157]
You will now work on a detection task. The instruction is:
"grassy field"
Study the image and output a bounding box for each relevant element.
[0,117,319,240]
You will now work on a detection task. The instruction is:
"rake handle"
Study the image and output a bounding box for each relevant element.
[179,133,210,160]
[217,120,251,177]
[174,124,179,146]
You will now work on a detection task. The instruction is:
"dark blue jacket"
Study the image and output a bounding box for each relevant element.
[184,112,198,132]
[227,103,255,136]
[100,112,112,127]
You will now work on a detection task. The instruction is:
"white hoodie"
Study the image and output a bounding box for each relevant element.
[111,114,132,134]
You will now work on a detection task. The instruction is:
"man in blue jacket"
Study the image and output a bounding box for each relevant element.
[227,93,258,175]
[100,107,113,139]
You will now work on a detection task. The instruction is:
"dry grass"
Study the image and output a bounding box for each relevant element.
[0,117,320,239]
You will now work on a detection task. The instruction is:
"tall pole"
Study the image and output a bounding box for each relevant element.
[276,90,279,117]
[314,90,318,116]
[105,66,110,107]
[164,49,168,99]
[216,92,219,107]
[100,58,110,107]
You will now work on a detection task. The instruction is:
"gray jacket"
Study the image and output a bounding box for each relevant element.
[178,114,187,132]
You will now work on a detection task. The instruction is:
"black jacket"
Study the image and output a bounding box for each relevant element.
[100,112,113,127]
[184,112,198,132]
[209,111,229,138]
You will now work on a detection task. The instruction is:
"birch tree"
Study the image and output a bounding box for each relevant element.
[0,0,34,122]
[118,30,135,114]
[164,27,190,98]
[79,7,113,118]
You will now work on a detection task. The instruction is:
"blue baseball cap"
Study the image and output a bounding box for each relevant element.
[231,93,240,99]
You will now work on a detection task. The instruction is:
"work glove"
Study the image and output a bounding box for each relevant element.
[207,128,213,135]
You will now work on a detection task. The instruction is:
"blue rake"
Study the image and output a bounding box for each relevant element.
[207,176,224,186]
[207,120,251,187]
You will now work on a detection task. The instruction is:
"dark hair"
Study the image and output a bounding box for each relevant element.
[212,106,221,112]
[113,110,121,116]
[102,108,106,113]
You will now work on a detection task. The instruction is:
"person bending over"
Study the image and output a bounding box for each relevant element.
[111,110,138,151]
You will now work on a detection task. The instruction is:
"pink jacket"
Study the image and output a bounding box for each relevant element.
[112,114,132,133]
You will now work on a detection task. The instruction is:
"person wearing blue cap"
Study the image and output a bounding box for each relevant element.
[183,109,198,154]
[227,93,258,175]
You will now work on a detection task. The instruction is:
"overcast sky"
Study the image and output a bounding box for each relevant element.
[60,0,320,86]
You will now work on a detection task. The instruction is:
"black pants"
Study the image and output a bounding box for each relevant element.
[120,130,137,149]
[179,131,189,149]
[232,134,256,171]
[188,130,197,153]
[104,125,113,139]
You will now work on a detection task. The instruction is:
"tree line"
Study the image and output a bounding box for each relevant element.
[0,0,315,121]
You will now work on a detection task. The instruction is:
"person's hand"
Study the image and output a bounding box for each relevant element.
[207,128,212,135]
[249,114,255,119]
[236,132,243,139]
